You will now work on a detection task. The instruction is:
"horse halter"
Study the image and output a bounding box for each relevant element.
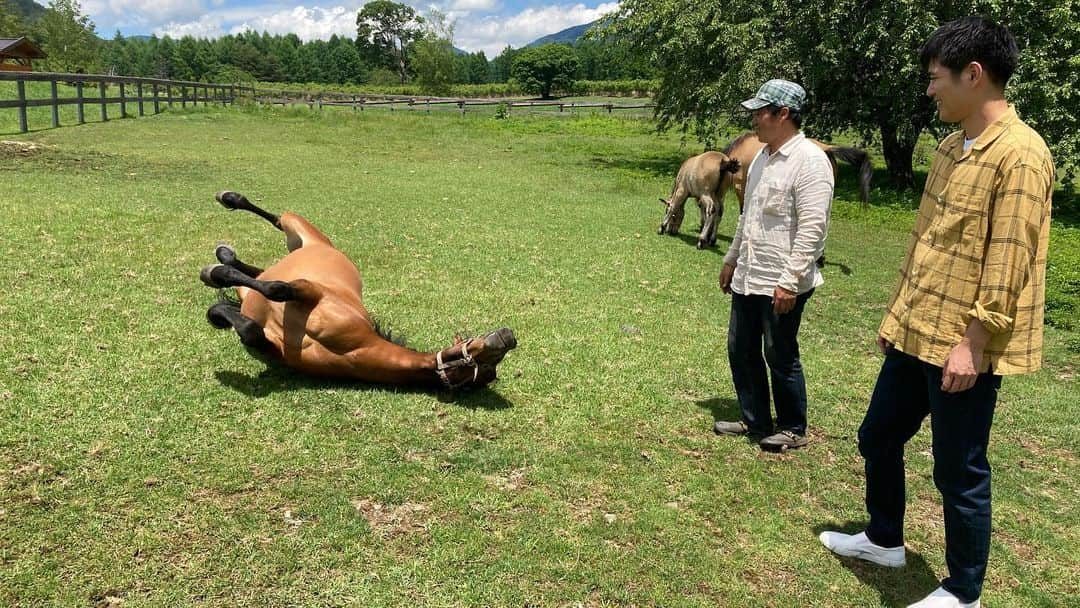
[435,339,481,389]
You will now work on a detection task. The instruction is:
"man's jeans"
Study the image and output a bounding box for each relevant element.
[727,289,813,436]
[859,349,1000,603]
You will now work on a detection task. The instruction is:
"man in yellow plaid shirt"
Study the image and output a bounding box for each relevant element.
[819,17,1054,608]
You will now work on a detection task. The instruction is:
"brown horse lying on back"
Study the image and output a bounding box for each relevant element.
[200,192,517,390]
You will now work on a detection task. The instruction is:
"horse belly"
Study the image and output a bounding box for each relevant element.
[259,245,364,299]
[241,296,373,378]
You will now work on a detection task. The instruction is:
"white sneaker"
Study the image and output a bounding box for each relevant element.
[818,530,906,567]
[907,586,980,607]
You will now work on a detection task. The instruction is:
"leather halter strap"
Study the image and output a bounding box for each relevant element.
[436,338,479,388]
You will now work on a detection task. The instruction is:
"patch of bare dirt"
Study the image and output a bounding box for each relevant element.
[351,498,430,538]
[0,140,45,158]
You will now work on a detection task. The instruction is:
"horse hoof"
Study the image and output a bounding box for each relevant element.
[200,264,225,288]
[215,191,247,210]
[215,242,237,264]
[696,241,706,249]
[205,302,233,329]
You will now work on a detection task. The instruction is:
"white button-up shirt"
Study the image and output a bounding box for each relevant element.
[723,132,835,296]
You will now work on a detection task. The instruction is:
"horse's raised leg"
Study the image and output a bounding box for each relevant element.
[206,300,274,352]
[215,243,264,277]
[200,263,324,304]
[215,191,334,252]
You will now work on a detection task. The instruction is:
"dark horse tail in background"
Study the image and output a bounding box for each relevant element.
[199,191,517,390]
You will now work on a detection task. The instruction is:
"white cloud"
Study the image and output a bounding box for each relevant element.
[447,0,499,11]
[456,2,619,57]
[229,6,357,41]
[154,14,228,39]
[84,0,210,29]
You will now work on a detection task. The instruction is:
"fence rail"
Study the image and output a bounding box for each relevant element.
[0,71,237,133]
[2,72,654,133]
[246,86,654,116]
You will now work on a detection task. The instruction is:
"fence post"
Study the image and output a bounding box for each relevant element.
[120,82,127,118]
[458,100,465,117]
[76,80,85,124]
[50,80,59,128]
[137,82,145,116]
[353,95,357,112]
[16,79,28,133]
[100,81,108,121]
[181,86,187,108]
[607,104,612,114]
[153,83,160,114]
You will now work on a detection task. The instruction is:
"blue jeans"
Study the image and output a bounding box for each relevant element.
[859,349,1000,603]
[727,289,813,435]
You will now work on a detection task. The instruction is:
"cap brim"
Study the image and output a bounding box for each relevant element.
[739,97,771,111]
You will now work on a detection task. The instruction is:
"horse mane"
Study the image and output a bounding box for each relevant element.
[371,317,408,347]
[723,132,756,155]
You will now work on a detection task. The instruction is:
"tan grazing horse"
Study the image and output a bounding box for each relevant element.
[200,191,517,390]
[657,151,741,249]
[723,132,872,211]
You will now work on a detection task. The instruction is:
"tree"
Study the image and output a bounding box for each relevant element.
[510,44,580,99]
[411,8,456,94]
[602,0,1080,188]
[489,45,518,83]
[0,0,26,36]
[35,0,100,74]
[356,0,425,84]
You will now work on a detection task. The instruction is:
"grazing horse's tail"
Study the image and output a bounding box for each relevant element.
[825,146,873,205]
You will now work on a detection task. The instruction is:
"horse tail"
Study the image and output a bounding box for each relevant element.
[827,146,873,205]
[217,288,242,306]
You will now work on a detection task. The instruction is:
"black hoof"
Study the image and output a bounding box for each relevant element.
[206,303,233,329]
[215,191,249,210]
[696,241,706,249]
[215,242,237,264]
[200,264,225,288]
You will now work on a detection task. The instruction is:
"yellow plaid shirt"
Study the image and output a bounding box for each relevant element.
[880,106,1054,375]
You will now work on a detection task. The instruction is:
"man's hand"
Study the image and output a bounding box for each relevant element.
[772,285,797,314]
[941,341,983,393]
[876,336,893,355]
[941,319,991,393]
[719,263,735,294]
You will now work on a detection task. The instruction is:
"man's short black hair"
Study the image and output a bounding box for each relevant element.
[767,104,802,128]
[919,16,1018,87]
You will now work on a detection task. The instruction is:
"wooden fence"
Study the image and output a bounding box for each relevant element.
[246,86,654,116]
[0,71,237,133]
[1,72,654,134]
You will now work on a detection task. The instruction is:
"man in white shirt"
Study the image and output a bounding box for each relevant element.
[713,79,835,451]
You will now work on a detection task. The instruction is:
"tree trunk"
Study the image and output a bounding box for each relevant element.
[879,122,917,190]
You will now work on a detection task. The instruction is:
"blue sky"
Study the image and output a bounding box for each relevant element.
[80,1,620,57]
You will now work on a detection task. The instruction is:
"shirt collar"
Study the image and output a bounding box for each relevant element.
[948,105,1019,160]
[761,132,805,159]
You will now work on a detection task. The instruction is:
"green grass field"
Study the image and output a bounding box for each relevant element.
[1,104,1077,607]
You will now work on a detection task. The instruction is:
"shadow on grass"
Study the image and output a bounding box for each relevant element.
[214,366,514,410]
[695,396,741,422]
[821,257,854,276]
[813,521,940,607]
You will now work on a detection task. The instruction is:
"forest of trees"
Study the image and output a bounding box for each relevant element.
[0,0,654,87]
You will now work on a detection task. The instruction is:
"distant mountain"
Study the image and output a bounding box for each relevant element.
[526,20,598,47]
[9,0,46,23]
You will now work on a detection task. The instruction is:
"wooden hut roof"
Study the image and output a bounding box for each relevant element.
[0,37,48,59]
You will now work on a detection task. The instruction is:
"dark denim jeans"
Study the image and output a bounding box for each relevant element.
[859,349,1000,603]
[727,289,813,436]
